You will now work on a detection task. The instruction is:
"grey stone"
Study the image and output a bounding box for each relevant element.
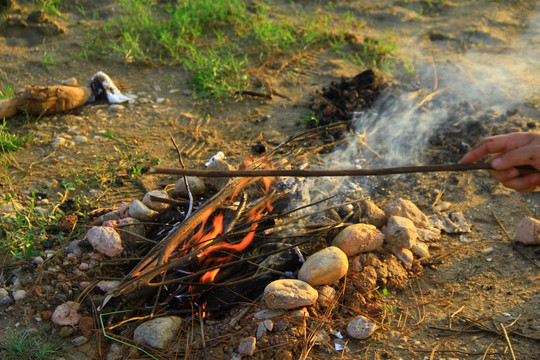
[256,322,266,339]
[97,280,121,292]
[133,316,183,349]
[128,200,157,222]
[417,227,441,242]
[253,309,286,320]
[238,336,256,356]
[429,213,470,234]
[172,176,206,197]
[0,200,23,213]
[94,210,124,225]
[346,315,377,339]
[108,104,124,112]
[0,288,13,306]
[70,336,88,347]
[12,289,27,302]
[66,240,83,256]
[142,190,170,212]
[385,216,417,249]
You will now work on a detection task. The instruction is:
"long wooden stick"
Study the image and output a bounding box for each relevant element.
[149,163,536,178]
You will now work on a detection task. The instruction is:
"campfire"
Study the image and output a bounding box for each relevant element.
[101,123,357,315]
[45,69,537,359]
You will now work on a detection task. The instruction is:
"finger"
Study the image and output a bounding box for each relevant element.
[500,173,540,193]
[488,168,520,182]
[460,133,533,164]
[491,144,540,170]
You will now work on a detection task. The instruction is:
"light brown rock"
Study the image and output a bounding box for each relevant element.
[359,199,386,227]
[385,216,417,249]
[384,198,429,228]
[173,176,206,196]
[103,217,145,248]
[85,226,124,257]
[389,247,414,268]
[264,279,318,310]
[142,190,169,212]
[317,285,337,307]
[332,224,384,256]
[411,241,429,258]
[298,246,349,286]
[515,216,540,244]
[206,159,233,190]
[52,301,81,326]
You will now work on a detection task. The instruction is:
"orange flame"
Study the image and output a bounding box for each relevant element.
[200,268,220,283]
[184,168,283,290]
[195,213,224,250]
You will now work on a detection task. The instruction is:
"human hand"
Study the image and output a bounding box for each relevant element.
[460,132,540,192]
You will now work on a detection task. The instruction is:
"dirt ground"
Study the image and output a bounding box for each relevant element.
[0,0,539,359]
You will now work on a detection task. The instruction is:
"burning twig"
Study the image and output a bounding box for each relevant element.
[171,137,194,221]
[198,306,209,360]
[150,163,537,178]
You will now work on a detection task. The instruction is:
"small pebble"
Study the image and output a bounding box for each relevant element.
[515,216,540,244]
[129,200,157,222]
[142,190,170,212]
[84,226,124,257]
[108,104,124,112]
[0,288,13,305]
[133,316,183,349]
[12,290,27,302]
[346,315,377,339]
[70,336,88,347]
[51,301,81,326]
[238,336,256,356]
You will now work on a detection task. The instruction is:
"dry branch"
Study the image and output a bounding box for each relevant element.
[0,85,93,118]
[149,163,537,178]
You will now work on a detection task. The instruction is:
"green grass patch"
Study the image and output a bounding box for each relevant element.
[0,327,65,360]
[0,193,62,257]
[0,85,15,100]
[345,31,414,74]
[0,121,32,153]
[80,0,388,97]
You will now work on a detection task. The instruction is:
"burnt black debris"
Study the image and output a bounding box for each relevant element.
[311,69,384,126]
